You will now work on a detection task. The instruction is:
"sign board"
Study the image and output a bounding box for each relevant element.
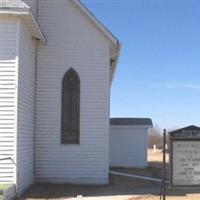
[171,139,200,187]
[169,126,200,188]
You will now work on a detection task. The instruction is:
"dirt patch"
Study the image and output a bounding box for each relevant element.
[147,149,169,178]
[21,180,200,200]
[21,175,159,200]
[111,149,169,180]
[20,150,200,200]
[111,166,163,179]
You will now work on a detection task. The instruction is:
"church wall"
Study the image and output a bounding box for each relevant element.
[0,16,18,185]
[16,19,36,195]
[35,0,110,184]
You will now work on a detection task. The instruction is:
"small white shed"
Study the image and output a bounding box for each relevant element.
[109,118,153,168]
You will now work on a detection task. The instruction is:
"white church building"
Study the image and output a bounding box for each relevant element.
[0,0,152,197]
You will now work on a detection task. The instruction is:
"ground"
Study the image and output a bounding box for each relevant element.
[0,184,12,199]
[21,150,200,200]
[0,184,11,191]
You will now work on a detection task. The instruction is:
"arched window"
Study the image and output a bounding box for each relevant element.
[61,68,80,144]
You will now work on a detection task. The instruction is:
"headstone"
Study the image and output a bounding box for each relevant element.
[77,195,83,200]
[153,144,157,152]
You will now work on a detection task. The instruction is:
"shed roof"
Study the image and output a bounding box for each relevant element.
[110,118,153,126]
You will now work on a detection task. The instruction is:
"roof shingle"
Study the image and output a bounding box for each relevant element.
[110,118,153,126]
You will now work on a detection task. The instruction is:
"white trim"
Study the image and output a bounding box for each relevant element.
[13,17,20,190]
[72,0,121,84]
[1,0,119,45]
[105,46,110,180]
[110,44,121,84]
[72,0,119,46]
[33,1,39,178]
[28,10,46,43]
[0,9,46,44]
[145,128,148,166]
[0,59,16,63]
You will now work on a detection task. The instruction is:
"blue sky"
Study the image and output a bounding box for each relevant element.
[82,0,200,130]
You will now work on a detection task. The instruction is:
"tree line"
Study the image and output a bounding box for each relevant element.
[148,126,176,149]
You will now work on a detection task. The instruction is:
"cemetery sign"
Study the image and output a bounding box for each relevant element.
[169,125,200,188]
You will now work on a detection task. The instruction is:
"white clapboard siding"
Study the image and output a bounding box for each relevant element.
[0,16,17,184]
[0,0,37,17]
[109,126,148,168]
[16,19,36,194]
[35,0,110,184]
[23,0,37,17]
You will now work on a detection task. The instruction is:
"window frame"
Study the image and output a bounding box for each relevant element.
[61,68,80,145]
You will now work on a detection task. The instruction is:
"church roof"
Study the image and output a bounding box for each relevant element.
[0,0,120,47]
[110,118,153,126]
[71,0,121,83]
[0,0,46,44]
[72,0,120,46]
[0,0,120,81]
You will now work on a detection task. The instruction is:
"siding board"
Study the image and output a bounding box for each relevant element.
[109,126,148,167]
[16,19,36,194]
[35,0,110,184]
[0,16,17,184]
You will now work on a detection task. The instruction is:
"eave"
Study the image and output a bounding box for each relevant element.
[71,0,121,85]
[72,0,119,46]
[0,8,46,45]
[110,44,121,85]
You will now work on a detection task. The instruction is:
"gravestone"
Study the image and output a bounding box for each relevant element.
[169,125,200,188]
[153,144,157,152]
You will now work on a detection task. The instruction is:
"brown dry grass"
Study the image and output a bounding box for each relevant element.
[148,149,169,166]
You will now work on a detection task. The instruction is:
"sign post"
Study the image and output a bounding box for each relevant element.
[169,125,200,188]
[162,129,167,200]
